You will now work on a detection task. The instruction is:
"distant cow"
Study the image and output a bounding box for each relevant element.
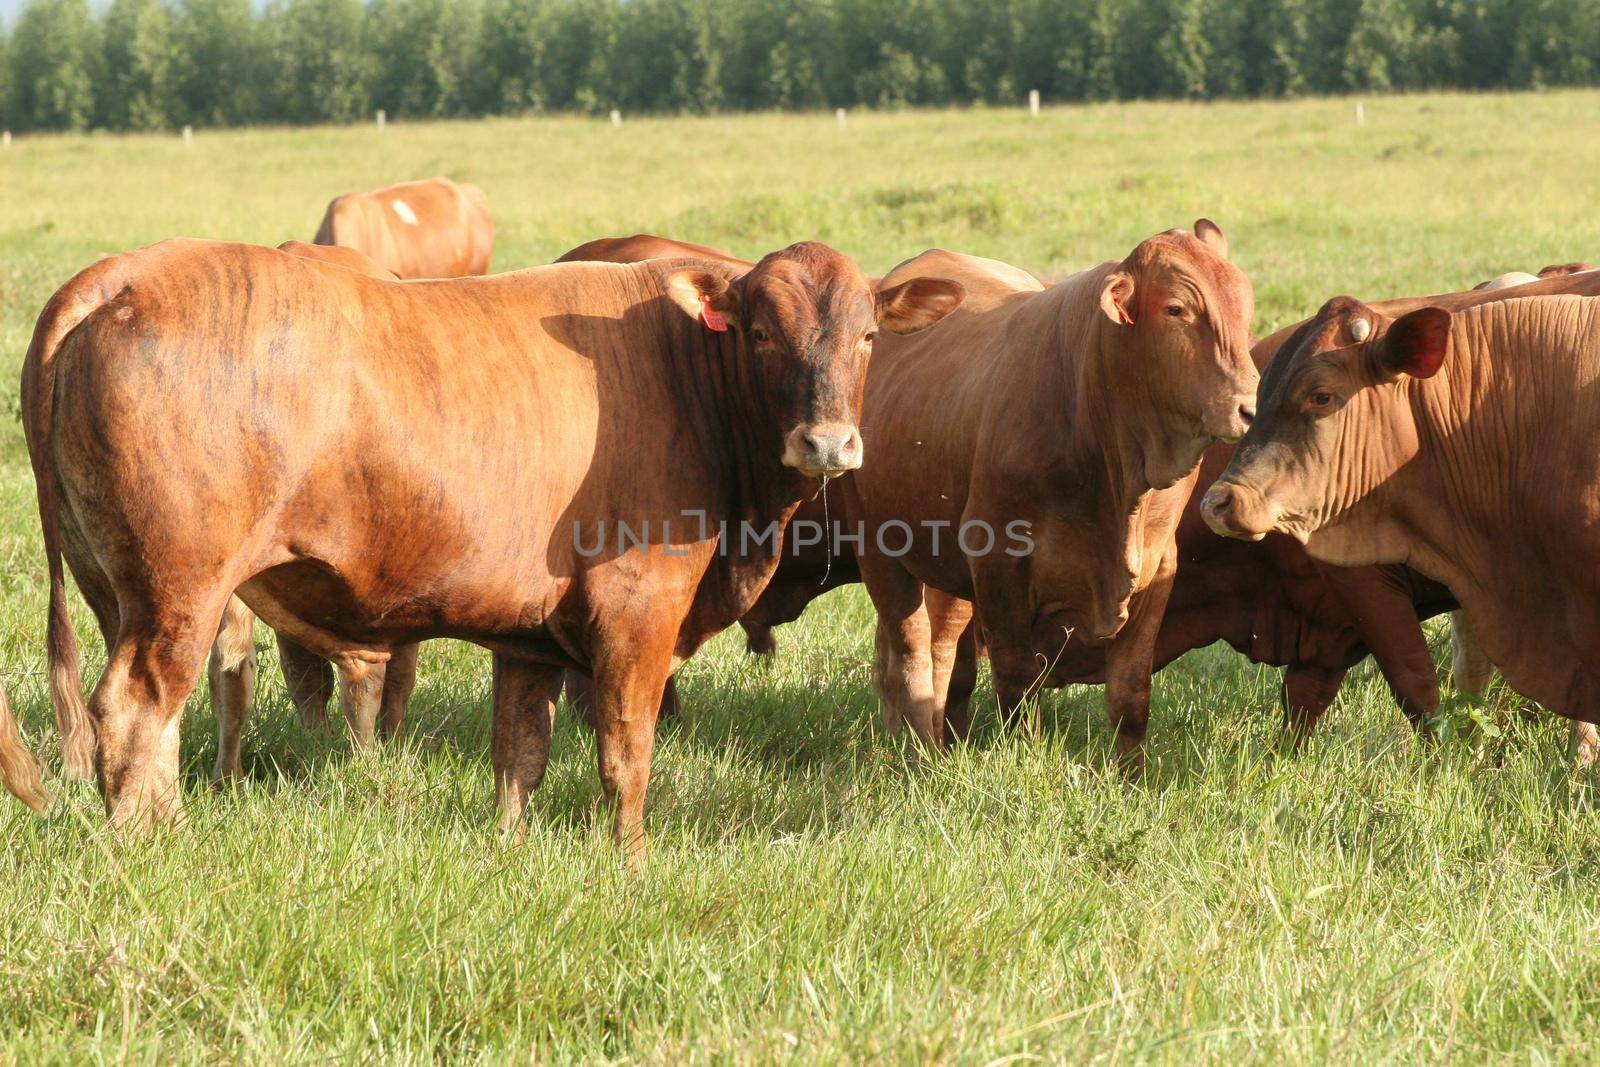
[1203,289,1600,745]
[315,177,493,279]
[15,238,961,855]
[559,234,754,270]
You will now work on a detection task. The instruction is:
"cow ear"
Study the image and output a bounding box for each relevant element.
[1373,307,1451,380]
[1100,270,1135,326]
[1194,218,1228,259]
[876,277,964,335]
[665,267,741,331]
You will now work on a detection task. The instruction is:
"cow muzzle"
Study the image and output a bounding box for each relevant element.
[1200,480,1279,541]
[1206,397,1257,444]
[783,422,863,478]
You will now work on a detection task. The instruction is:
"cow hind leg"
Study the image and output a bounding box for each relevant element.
[278,633,335,729]
[95,599,228,829]
[861,558,942,747]
[209,596,259,783]
[490,656,563,838]
[57,535,119,782]
[379,642,421,741]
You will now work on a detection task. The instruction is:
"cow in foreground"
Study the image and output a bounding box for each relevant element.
[18,238,961,854]
[315,177,493,279]
[1203,291,1600,740]
[842,224,1256,769]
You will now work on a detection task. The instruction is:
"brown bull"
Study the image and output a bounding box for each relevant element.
[1203,288,1600,743]
[314,177,493,279]
[840,225,1256,769]
[15,238,961,855]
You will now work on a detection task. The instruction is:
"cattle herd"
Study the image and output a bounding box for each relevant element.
[0,174,1595,863]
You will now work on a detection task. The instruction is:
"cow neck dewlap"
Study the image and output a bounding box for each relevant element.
[1003,272,1190,638]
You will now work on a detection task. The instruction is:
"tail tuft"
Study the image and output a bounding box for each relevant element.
[0,682,52,815]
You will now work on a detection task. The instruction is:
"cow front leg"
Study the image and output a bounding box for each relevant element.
[589,634,677,865]
[859,555,942,746]
[209,595,258,782]
[379,641,421,740]
[1571,721,1599,770]
[1099,551,1178,778]
[1450,610,1496,696]
[970,555,1043,729]
[338,658,385,750]
[491,656,563,838]
[1280,663,1347,748]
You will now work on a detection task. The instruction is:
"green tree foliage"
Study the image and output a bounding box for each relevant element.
[98,0,178,130]
[0,0,1597,132]
[4,0,98,131]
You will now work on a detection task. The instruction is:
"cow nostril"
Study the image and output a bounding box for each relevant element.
[1206,484,1234,517]
[1237,404,1255,426]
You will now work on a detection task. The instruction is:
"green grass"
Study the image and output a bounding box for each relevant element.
[4,92,1600,1063]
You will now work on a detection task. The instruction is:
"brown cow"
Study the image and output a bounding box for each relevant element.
[1540,262,1596,278]
[314,177,493,279]
[839,225,1256,769]
[1202,291,1600,743]
[16,239,961,854]
[559,234,755,270]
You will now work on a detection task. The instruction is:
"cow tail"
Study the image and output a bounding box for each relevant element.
[20,267,123,789]
[0,680,50,813]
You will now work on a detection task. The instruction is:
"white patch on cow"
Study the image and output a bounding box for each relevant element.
[392,199,419,226]
[1473,271,1538,291]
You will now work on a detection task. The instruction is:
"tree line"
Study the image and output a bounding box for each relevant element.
[2,0,1597,133]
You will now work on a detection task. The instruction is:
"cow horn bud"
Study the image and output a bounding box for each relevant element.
[1350,318,1371,342]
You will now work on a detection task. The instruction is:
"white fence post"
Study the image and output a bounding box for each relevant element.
[1028,89,1040,117]
[1355,101,1365,126]
[1,131,10,148]
[376,109,386,131]
[610,109,622,128]
[182,125,193,145]
[835,107,847,129]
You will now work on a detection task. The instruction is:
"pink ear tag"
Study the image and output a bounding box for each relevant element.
[700,295,729,333]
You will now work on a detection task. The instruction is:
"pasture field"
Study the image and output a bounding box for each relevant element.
[3,92,1600,1064]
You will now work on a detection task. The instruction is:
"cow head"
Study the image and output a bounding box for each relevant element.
[1098,220,1258,473]
[1201,297,1452,543]
[667,242,963,479]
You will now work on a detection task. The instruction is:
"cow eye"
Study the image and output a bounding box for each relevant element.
[751,327,770,344]
[1309,391,1334,408]
[864,330,878,343]
[1165,304,1185,318]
